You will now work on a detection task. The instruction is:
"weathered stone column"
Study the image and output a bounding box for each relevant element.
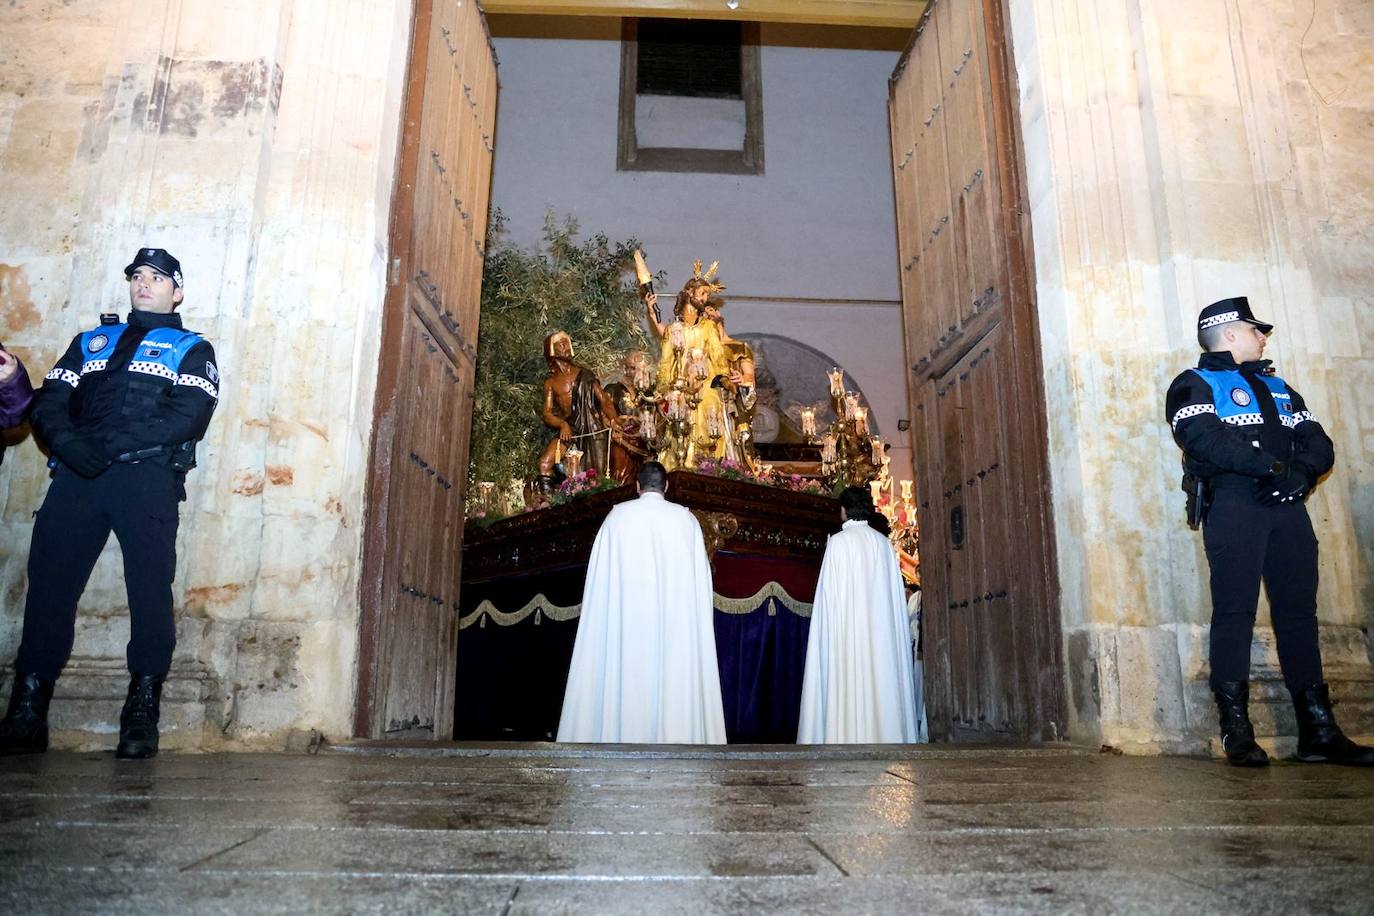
[0,0,414,748]
[1010,0,1374,752]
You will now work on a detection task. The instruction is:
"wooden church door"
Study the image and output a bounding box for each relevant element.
[889,0,1066,741]
[355,0,498,739]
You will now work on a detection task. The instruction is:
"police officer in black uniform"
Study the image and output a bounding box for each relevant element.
[0,248,219,759]
[1167,296,1373,767]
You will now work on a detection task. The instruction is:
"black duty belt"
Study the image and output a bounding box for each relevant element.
[113,445,169,464]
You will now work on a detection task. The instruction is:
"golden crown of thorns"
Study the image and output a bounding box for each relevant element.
[691,259,727,294]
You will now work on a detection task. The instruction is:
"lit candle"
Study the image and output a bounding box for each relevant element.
[821,434,837,464]
[828,367,845,398]
[900,479,913,503]
[707,407,722,437]
[844,394,859,420]
[564,448,583,478]
[667,390,687,420]
[854,406,869,436]
[632,357,652,390]
[669,321,686,352]
[870,479,883,505]
[690,347,708,381]
[800,407,816,438]
[640,407,658,439]
[869,435,882,458]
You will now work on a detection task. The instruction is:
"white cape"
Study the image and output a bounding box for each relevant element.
[557,491,727,743]
[798,519,919,743]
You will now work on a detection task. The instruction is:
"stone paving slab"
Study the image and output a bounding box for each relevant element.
[2,747,1373,913]
[3,868,1370,915]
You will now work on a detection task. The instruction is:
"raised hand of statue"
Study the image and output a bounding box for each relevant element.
[643,289,665,340]
[559,421,572,443]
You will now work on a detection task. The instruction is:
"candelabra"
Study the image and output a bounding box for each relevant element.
[474,480,496,518]
[563,447,584,479]
[812,367,883,489]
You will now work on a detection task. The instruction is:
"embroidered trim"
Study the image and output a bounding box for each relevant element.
[177,374,218,399]
[128,361,177,381]
[1199,311,1240,330]
[458,594,582,630]
[1171,403,1215,430]
[457,582,815,630]
[1221,412,1263,426]
[714,581,813,617]
[45,368,80,388]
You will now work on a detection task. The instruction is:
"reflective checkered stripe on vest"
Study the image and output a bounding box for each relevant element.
[1189,368,1313,429]
[77,324,207,417]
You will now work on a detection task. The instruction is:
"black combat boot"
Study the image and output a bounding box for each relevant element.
[0,671,55,756]
[1212,681,1269,767]
[115,673,165,760]
[1291,683,1374,766]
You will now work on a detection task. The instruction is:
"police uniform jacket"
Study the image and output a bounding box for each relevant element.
[31,309,219,469]
[1165,351,1333,493]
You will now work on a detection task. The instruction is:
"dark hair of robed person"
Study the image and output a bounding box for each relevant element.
[839,485,891,536]
[637,460,667,492]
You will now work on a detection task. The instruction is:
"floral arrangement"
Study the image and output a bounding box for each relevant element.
[780,474,830,496]
[549,467,622,506]
[693,458,830,496]
[694,457,763,483]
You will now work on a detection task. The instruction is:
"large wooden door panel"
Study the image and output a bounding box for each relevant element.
[357,0,496,740]
[890,0,1064,742]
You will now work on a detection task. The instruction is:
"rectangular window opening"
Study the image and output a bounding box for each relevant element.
[618,18,764,176]
[636,19,743,99]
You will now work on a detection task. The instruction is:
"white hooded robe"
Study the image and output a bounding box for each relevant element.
[557,491,727,743]
[797,519,919,743]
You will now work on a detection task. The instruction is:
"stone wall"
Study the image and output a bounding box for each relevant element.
[0,0,413,748]
[1010,0,1374,752]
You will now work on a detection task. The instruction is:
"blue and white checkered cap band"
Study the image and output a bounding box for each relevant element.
[1199,311,1241,330]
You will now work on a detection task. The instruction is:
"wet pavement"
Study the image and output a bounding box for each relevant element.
[2,743,1373,913]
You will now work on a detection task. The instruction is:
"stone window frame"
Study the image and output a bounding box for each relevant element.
[616,18,765,175]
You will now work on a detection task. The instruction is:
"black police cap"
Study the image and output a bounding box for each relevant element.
[1197,296,1272,347]
[124,248,183,288]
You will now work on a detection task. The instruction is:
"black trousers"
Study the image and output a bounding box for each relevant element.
[1203,488,1322,691]
[16,463,181,682]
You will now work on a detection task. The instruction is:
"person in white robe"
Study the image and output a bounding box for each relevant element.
[557,461,727,744]
[798,486,920,743]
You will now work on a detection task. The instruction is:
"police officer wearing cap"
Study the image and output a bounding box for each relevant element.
[1166,296,1373,767]
[0,248,219,760]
